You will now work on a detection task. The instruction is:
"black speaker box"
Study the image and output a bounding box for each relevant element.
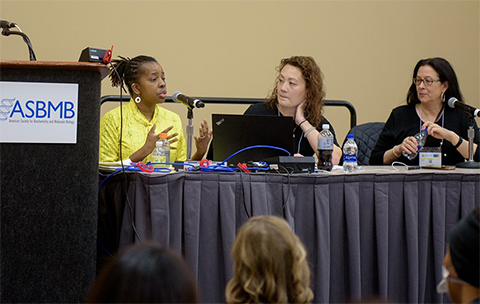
[79,47,107,63]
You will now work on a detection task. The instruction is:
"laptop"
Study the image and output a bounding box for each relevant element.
[212,113,294,164]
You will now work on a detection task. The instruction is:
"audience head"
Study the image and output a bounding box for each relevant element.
[406,57,464,106]
[267,55,326,126]
[437,207,480,304]
[86,242,199,303]
[109,55,165,99]
[225,215,313,303]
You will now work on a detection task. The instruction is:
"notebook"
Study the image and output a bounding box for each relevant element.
[211,113,295,164]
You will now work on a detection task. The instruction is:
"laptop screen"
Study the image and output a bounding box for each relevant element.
[212,113,294,163]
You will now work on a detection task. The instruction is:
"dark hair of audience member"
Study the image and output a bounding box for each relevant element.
[86,242,199,303]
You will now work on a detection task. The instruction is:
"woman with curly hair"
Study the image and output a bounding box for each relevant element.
[225,216,314,303]
[244,55,342,163]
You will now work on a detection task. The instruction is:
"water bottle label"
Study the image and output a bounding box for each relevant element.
[343,154,357,162]
[152,144,170,168]
[152,155,166,163]
[319,137,334,150]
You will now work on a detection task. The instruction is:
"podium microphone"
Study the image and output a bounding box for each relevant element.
[172,91,205,109]
[448,97,480,117]
[1,19,36,61]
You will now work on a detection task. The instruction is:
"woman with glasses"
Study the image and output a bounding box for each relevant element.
[370,57,479,166]
[437,207,479,304]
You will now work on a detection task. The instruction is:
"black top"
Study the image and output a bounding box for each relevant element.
[244,103,340,156]
[206,103,340,160]
[370,104,480,166]
[469,297,480,304]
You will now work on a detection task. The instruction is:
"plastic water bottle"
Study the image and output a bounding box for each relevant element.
[402,129,428,160]
[317,124,334,171]
[343,134,358,173]
[152,133,170,168]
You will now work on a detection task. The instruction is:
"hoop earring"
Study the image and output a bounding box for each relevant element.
[441,92,445,103]
[135,96,141,103]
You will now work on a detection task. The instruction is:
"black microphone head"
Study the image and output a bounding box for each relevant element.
[0,19,16,29]
[172,91,182,103]
[447,97,458,108]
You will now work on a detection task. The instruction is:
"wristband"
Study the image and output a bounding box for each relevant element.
[392,146,401,158]
[454,136,463,149]
[298,119,308,127]
[304,127,316,136]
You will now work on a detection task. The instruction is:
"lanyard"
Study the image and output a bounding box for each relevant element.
[420,105,444,147]
[278,108,303,154]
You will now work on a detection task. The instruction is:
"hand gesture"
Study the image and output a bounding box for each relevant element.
[422,121,455,142]
[295,100,307,125]
[399,136,419,155]
[145,124,160,151]
[194,119,212,156]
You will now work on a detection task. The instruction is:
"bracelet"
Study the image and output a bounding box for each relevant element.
[298,119,308,127]
[392,146,401,158]
[454,136,463,149]
[304,127,316,137]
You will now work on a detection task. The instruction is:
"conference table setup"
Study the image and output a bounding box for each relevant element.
[1,1,479,301]
[98,164,479,303]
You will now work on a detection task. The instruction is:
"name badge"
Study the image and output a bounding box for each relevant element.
[419,147,442,167]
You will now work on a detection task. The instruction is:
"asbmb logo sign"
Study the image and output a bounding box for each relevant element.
[0,81,79,143]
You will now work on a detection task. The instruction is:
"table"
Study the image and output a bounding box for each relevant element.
[97,166,480,303]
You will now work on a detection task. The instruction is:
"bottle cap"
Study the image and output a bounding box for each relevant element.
[347,134,354,139]
[322,124,330,130]
[159,133,168,139]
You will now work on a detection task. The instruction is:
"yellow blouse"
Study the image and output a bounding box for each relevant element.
[99,99,187,163]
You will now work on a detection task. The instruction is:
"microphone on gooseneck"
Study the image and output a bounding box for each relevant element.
[172,91,205,109]
[0,19,16,29]
[447,97,480,118]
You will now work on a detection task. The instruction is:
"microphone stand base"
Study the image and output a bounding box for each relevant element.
[456,161,480,169]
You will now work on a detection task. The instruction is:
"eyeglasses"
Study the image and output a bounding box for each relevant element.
[413,78,441,86]
[437,265,469,294]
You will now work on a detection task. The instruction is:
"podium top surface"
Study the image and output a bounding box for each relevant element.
[0,60,109,79]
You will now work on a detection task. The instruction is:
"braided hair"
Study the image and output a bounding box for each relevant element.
[108,55,158,96]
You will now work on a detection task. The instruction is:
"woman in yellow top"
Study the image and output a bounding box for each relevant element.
[99,55,210,163]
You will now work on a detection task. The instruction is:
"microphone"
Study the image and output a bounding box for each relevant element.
[0,19,16,29]
[447,97,480,117]
[172,91,205,109]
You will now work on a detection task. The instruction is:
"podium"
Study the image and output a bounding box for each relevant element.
[0,60,108,303]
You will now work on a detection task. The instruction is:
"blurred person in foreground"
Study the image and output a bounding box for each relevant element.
[437,207,479,304]
[86,242,199,303]
[225,215,313,303]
